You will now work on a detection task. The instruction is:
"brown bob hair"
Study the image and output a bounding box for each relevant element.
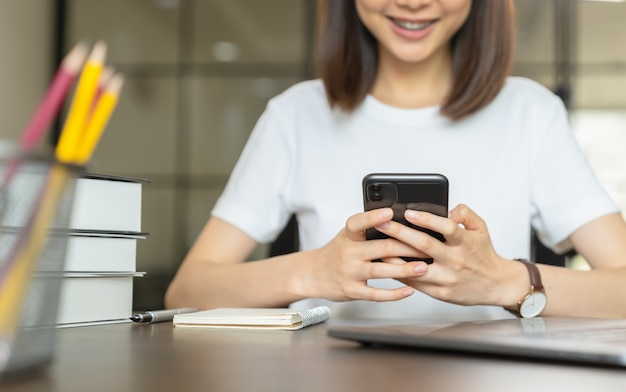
[315,0,515,121]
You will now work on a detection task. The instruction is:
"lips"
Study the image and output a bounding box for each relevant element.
[390,17,438,31]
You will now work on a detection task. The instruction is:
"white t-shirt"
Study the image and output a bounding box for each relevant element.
[212,77,619,321]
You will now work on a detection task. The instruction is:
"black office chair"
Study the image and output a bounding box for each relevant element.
[269,215,299,257]
[532,229,570,267]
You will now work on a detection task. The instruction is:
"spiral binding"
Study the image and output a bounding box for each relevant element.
[299,306,331,328]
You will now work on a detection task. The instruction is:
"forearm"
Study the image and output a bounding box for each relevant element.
[538,264,626,318]
[539,213,626,318]
[164,251,314,310]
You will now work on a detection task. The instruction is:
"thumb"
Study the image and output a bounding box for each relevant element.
[449,204,487,232]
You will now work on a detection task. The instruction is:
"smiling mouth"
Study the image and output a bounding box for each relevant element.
[390,18,437,31]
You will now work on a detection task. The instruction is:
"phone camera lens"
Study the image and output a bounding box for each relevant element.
[369,184,383,201]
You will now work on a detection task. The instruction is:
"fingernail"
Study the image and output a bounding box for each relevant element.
[379,207,393,218]
[376,222,390,230]
[406,210,419,219]
[403,288,415,297]
[415,264,427,274]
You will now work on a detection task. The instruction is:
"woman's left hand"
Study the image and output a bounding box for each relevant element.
[374,204,520,306]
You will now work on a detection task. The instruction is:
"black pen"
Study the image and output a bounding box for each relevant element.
[130,307,197,323]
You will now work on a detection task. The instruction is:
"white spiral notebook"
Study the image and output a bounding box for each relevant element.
[172,306,331,331]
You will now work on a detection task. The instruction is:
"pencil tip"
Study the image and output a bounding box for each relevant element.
[99,66,115,86]
[89,40,108,63]
[63,42,89,70]
[107,73,125,94]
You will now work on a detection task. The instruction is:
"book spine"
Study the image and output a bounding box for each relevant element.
[299,306,331,328]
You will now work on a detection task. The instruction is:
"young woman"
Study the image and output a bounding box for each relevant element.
[165,0,626,321]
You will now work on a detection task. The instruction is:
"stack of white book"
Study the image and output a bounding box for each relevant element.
[5,170,147,327]
[52,172,148,326]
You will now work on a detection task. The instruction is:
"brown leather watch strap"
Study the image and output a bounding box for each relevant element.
[514,258,544,291]
[505,258,546,317]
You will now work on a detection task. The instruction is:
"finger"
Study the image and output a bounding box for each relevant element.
[349,284,416,302]
[375,218,448,257]
[345,207,393,241]
[449,204,487,232]
[380,256,407,265]
[403,210,463,245]
[404,209,456,236]
[398,264,459,302]
[361,259,428,280]
[361,236,431,261]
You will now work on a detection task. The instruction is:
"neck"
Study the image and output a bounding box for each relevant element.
[371,46,453,109]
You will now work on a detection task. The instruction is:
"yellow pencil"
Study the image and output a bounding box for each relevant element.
[91,65,115,114]
[73,73,124,165]
[55,41,107,164]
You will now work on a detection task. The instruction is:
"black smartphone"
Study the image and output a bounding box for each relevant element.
[362,173,449,263]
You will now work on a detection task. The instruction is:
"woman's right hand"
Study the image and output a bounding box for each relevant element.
[298,207,429,302]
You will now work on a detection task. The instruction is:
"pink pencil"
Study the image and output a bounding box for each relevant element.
[19,42,89,151]
[0,42,88,195]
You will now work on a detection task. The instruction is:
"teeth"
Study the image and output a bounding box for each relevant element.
[394,19,432,31]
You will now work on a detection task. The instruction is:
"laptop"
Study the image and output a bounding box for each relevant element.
[327,317,626,367]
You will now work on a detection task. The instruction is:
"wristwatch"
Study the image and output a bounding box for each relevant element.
[508,258,547,318]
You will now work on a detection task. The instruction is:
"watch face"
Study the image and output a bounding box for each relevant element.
[520,291,547,318]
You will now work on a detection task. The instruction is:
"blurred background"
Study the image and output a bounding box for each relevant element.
[0,0,625,310]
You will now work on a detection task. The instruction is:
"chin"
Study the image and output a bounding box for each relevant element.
[389,49,432,65]
[384,40,447,66]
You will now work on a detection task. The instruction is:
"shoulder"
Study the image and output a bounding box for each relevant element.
[463,77,571,142]
[478,76,568,126]
[261,79,334,131]
[498,76,564,108]
[267,79,328,110]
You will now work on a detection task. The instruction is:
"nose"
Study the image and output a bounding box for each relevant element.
[396,0,433,10]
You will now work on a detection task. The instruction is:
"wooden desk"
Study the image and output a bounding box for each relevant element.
[2,320,626,392]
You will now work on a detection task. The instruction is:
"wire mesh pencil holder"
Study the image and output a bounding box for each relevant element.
[0,156,80,378]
